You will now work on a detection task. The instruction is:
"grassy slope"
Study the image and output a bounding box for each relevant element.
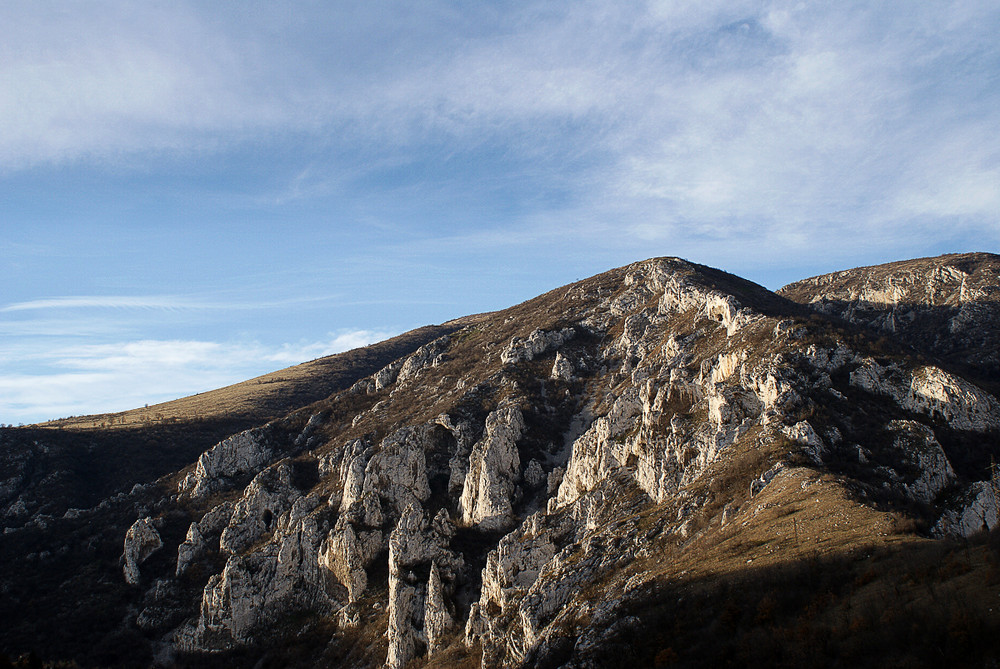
[39,322,483,431]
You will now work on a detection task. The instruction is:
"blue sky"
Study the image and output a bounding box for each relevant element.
[2,1,999,424]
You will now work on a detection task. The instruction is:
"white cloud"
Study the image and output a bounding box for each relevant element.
[3,1,998,229]
[0,2,324,170]
[0,330,396,424]
[0,293,344,314]
[1,295,210,312]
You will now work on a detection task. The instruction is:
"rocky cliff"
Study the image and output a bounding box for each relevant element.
[3,253,1000,668]
[779,252,1000,392]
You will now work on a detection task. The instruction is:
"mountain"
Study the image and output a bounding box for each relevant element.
[2,254,1000,668]
[779,252,1000,393]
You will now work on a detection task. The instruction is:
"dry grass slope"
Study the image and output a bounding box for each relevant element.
[38,322,485,430]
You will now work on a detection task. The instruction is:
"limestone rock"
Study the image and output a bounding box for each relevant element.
[851,360,1000,432]
[176,523,204,578]
[318,519,382,602]
[476,513,562,616]
[468,475,650,666]
[188,506,335,649]
[219,462,299,554]
[368,336,449,393]
[459,405,526,529]
[179,427,273,498]
[556,392,641,507]
[386,573,418,669]
[336,439,371,511]
[781,421,826,464]
[123,517,163,586]
[373,358,407,392]
[397,336,450,384]
[884,420,955,504]
[176,501,235,576]
[501,328,575,365]
[351,426,432,527]
[424,562,452,658]
[386,505,462,669]
[390,505,461,575]
[779,253,1000,384]
[936,481,1000,538]
[750,463,788,497]
[293,411,326,447]
[524,459,545,489]
[550,351,575,381]
[24,253,1000,667]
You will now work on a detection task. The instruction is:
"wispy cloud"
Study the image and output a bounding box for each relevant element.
[1,295,213,312]
[0,294,342,313]
[0,2,320,170]
[3,1,998,241]
[0,329,396,424]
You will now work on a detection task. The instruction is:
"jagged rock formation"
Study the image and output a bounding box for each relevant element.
[4,253,1000,668]
[459,405,526,530]
[179,427,275,499]
[779,252,1000,390]
[122,517,163,586]
[176,501,234,577]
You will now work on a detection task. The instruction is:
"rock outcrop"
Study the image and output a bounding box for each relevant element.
[459,405,526,530]
[180,494,334,650]
[501,328,575,365]
[179,427,274,498]
[386,504,463,669]
[122,517,163,586]
[176,501,234,576]
[318,517,381,602]
[219,461,300,554]
[850,360,1000,431]
[936,481,1000,537]
[780,252,1000,387]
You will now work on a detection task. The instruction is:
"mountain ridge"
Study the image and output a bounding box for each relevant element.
[779,251,1000,394]
[3,253,1000,668]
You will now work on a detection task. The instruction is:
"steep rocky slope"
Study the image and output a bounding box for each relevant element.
[3,255,1000,668]
[779,252,1000,393]
[0,324,466,533]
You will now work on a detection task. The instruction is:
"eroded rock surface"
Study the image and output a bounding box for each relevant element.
[459,405,526,530]
[123,517,163,586]
[179,427,274,498]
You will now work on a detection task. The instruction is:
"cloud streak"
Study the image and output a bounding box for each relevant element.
[1,294,344,313]
[1,295,215,312]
